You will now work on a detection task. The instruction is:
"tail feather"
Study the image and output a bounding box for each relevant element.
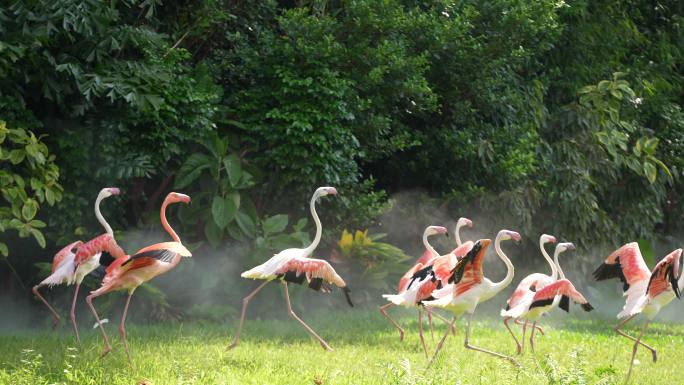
[40,257,76,287]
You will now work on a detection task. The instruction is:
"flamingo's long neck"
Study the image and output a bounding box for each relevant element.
[455,222,464,247]
[541,240,557,281]
[491,235,514,294]
[161,198,180,243]
[303,191,322,256]
[95,193,114,237]
[554,249,566,280]
[422,230,438,258]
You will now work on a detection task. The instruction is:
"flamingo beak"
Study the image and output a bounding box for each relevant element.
[108,187,121,195]
[566,243,576,251]
[327,187,338,196]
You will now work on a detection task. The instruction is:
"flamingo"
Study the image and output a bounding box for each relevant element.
[424,229,520,365]
[229,186,352,352]
[32,187,125,343]
[86,192,191,362]
[593,243,683,383]
[382,238,474,357]
[501,234,558,353]
[379,225,449,342]
[502,242,593,353]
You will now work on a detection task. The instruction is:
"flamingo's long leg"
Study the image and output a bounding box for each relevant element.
[85,291,112,357]
[520,321,528,353]
[228,280,269,350]
[428,316,456,366]
[465,313,519,366]
[625,320,650,385]
[32,284,61,329]
[282,282,333,351]
[427,310,434,341]
[614,315,657,362]
[379,303,405,341]
[515,318,544,335]
[431,310,457,335]
[529,322,537,353]
[69,283,81,344]
[119,292,134,365]
[418,309,428,358]
[503,317,522,354]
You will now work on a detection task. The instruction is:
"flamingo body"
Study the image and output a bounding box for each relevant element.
[39,241,83,287]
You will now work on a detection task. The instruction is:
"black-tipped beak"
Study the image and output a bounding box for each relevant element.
[445,232,449,238]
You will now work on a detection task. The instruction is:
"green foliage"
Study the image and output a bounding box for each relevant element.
[332,229,410,301]
[174,134,258,247]
[0,121,62,253]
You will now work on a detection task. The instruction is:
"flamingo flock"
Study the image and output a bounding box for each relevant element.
[29,185,682,383]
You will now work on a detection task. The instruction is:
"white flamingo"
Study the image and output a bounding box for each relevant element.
[229,186,352,351]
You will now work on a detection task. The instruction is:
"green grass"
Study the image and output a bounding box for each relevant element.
[1,310,683,385]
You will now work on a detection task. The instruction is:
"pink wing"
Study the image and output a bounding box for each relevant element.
[398,262,425,293]
[450,240,474,259]
[530,279,593,312]
[276,257,346,288]
[593,242,650,290]
[52,241,83,273]
[415,248,435,266]
[75,233,126,265]
[646,249,682,299]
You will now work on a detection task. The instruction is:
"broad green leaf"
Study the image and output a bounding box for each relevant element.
[22,199,38,221]
[0,242,7,257]
[223,154,242,187]
[235,209,256,238]
[204,220,223,248]
[174,154,212,188]
[263,214,288,235]
[9,150,24,164]
[30,228,46,248]
[643,161,657,184]
[211,196,237,229]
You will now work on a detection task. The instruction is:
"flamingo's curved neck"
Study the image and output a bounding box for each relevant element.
[541,240,558,281]
[161,198,180,243]
[455,222,464,247]
[553,248,566,280]
[422,230,438,258]
[303,191,322,256]
[491,235,514,294]
[95,193,114,237]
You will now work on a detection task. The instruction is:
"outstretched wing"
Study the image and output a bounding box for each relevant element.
[529,279,593,312]
[448,239,490,296]
[593,242,650,292]
[646,249,682,300]
[276,256,347,288]
[397,262,425,293]
[75,233,126,265]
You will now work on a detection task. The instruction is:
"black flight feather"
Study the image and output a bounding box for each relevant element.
[559,295,570,313]
[123,248,176,266]
[529,298,554,309]
[581,303,594,312]
[593,256,630,291]
[342,287,353,307]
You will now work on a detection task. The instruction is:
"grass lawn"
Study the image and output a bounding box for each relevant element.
[1,309,682,385]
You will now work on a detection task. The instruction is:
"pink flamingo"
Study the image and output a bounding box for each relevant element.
[383,238,473,357]
[502,242,593,353]
[425,230,521,365]
[380,225,449,342]
[380,218,473,342]
[86,192,191,362]
[229,187,352,352]
[594,244,683,383]
[501,234,558,353]
[32,187,125,343]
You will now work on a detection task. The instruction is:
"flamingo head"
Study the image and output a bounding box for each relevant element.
[98,187,121,199]
[556,242,575,254]
[457,217,473,228]
[603,242,640,265]
[498,229,521,242]
[664,248,682,284]
[167,192,191,204]
[426,225,449,237]
[540,234,557,244]
[316,186,338,197]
